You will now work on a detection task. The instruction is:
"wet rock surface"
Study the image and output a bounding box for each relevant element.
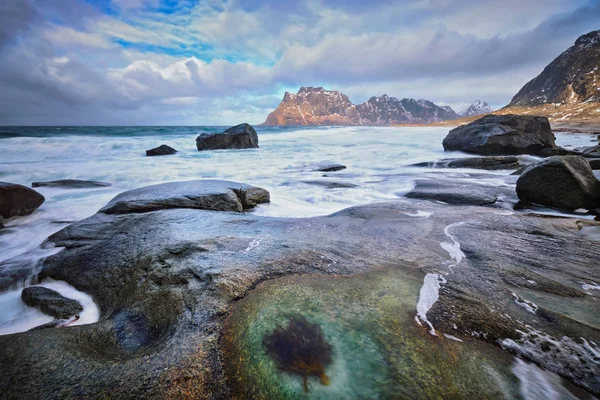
[301,180,358,189]
[442,114,556,155]
[0,182,45,219]
[405,178,516,206]
[410,156,524,170]
[313,164,347,172]
[99,180,270,214]
[21,286,83,319]
[516,156,600,210]
[196,123,259,151]
[0,181,599,398]
[145,144,177,157]
[32,179,112,189]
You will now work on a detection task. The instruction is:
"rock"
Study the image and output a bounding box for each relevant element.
[32,179,112,189]
[21,286,83,319]
[146,144,177,157]
[538,147,580,157]
[0,216,3,229]
[1,195,600,397]
[410,156,522,170]
[301,180,358,189]
[516,156,600,210]
[314,164,347,172]
[588,159,600,170]
[442,114,556,155]
[404,178,515,206]
[99,180,270,214]
[196,123,259,151]
[0,182,45,219]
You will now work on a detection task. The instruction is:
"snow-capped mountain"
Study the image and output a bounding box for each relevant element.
[458,100,493,117]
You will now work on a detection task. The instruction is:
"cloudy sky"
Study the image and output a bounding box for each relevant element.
[1,0,599,125]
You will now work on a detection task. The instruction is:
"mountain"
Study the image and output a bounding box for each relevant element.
[509,30,600,107]
[263,87,459,126]
[458,100,493,117]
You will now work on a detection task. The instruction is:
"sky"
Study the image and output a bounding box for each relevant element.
[0,0,598,125]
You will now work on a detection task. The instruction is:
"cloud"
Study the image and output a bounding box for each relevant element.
[0,0,598,124]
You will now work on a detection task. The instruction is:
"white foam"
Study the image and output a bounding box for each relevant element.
[440,222,466,268]
[512,357,580,400]
[416,273,446,336]
[403,210,433,218]
[0,279,99,336]
[581,282,600,291]
[512,292,538,314]
[443,333,463,342]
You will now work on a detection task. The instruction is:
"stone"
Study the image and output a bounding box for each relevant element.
[301,180,358,189]
[404,178,515,206]
[99,180,270,214]
[410,156,522,170]
[21,286,83,319]
[0,182,45,219]
[314,164,347,172]
[516,156,600,210]
[196,123,258,151]
[442,114,556,155]
[146,144,177,156]
[32,179,111,189]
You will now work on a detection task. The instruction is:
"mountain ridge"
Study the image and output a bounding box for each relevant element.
[262,87,487,126]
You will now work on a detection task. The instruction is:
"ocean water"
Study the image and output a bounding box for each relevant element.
[0,125,596,398]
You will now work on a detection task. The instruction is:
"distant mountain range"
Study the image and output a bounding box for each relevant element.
[458,100,493,118]
[263,87,490,126]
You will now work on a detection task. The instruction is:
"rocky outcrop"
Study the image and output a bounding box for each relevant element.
[410,156,523,170]
[2,188,599,398]
[516,156,600,210]
[0,182,45,219]
[405,178,516,206]
[32,180,111,189]
[458,100,493,118]
[196,123,259,151]
[21,286,83,319]
[146,144,177,156]
[313,164,347,172]
[262,87,459,126]
[442,114,556,155]
[509,30,600,107]
[99,180,270,214]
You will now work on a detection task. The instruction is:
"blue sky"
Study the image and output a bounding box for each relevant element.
[0,0,598,125]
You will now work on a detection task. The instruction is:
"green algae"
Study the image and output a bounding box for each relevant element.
[222,267,520,399]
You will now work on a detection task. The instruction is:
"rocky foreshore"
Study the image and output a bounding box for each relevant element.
[0,172,599,398]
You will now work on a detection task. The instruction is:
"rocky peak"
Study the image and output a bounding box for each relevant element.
[509,30,600,107]
[263,88,460,126]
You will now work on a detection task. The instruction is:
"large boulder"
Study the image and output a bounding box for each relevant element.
[442,114,556,155]
[146,144,177,156]
[99,180,270,214]
[516,156,600,210]
[21,286,83,319]
[0,182,45,219]
[32,179,111,189]
[196,123,259,151]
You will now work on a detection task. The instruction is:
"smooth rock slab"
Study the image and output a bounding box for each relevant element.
[313,164,347,172]
[146,144,177,157]
[32,180,111,189]
[405,178,515,206]
[21,286,83,319]
[516,156,600,210]
[196,123,259,151]
[0,182,45,218]
[442,114,556,155]
[99,180,270,214]
[410,156,522,170]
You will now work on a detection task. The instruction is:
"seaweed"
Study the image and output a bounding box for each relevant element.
[263,315,333,392]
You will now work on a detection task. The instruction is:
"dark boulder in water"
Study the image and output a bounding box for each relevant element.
[21,286,83,319]
[0,182,45,219]
[32,179,111,189]
[146,144,177,157]
[314,164,347,172]
[442,114,556,155]
[99,180,270,214]
[410,156,523,170]
[516,155,600,210]
[196,123,259,151]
